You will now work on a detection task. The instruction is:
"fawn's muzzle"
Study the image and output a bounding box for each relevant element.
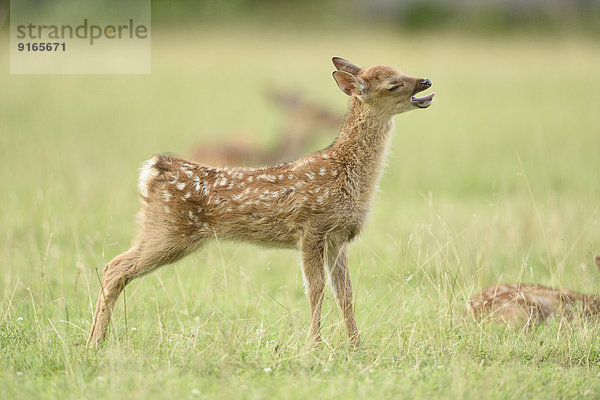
[419,78,432,89]
[411,78,434,108]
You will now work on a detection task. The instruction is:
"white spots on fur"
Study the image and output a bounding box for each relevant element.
[247,176,254,182]
[319,168,326,176]
[316,196,324,204]
[183,169,193,178]
[331,169,339,177]
[227,182,234,190]
[176,182,186,191]
[193,176,201,191]
[162,190,172,202]
[288,174,295,180]
[232,193,243,201]
[278,174,284,180]
[305,172,315,180]
[257,173,276,183]
[168,171,179,184]
[182,162,195,169]
[163,205,170,213]
[218,176,228,187]
[321,153,329,159]
[138,157,159,197]
[188,210,198,223]
[202,181,209,196]
[182,191,191,200]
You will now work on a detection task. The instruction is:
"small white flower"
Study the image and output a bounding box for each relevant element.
[191,389,200,395]
[16,371,22,376]
[17,317,23,321]
[264,367,272,373]
[131,327,137,332]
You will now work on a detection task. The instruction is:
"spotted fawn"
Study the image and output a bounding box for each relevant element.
[87,57,435,346]
[466,256,600,325]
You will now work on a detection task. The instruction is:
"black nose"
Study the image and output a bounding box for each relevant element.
[420,78,432,88]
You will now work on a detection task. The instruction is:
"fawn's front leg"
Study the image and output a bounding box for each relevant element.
[301,238,326,344]
[327,243,360,346]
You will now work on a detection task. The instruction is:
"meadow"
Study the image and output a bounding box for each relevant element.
[1,27,600,399]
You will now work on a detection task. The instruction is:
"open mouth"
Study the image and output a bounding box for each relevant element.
[410,92,435,108]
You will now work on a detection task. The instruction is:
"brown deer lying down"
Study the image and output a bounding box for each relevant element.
[466,256,600,325]
[191,90,343,167]
[87,57,434,346]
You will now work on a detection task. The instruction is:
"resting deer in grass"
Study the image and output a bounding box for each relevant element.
[87,57,434,346]
[191,89,343,166]
[466,256,600,325]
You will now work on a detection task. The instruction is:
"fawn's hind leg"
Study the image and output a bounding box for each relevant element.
[326,243,359,346]
[87,234,203,347]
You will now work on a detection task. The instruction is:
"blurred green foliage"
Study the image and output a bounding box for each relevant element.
[148,0,600,34]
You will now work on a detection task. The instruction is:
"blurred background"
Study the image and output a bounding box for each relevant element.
[1,0,600,377]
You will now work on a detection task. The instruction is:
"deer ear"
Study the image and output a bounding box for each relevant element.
[332,71,366,98]
[332,57,361,76]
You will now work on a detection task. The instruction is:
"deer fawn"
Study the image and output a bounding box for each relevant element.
[466,256,600,325]
[87,57,434,346]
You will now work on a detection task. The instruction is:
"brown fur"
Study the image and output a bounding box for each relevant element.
[87,58,434,346]
[466,256,600,325]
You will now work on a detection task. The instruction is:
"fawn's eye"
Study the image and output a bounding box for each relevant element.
[389,84,403,92]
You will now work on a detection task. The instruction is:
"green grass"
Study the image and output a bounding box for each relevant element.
[1,27,600,399]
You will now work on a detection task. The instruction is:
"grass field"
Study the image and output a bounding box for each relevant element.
[1,27,600,399]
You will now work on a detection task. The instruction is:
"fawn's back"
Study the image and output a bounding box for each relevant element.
[140,151,361,248]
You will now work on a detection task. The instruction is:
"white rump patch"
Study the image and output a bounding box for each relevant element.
[138,157,159,197]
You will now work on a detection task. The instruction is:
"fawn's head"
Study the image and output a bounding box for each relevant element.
[332,57,434,115]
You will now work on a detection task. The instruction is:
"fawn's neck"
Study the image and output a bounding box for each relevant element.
[331,98,394,198]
